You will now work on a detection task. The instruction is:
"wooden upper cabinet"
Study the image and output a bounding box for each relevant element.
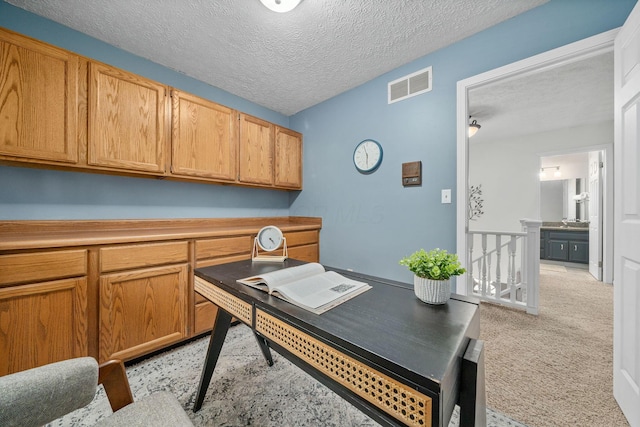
[0,29,80,164]
[88,62,167,173]
[275,127,302,189]
[238,113,274,185]
[171,90,237,181]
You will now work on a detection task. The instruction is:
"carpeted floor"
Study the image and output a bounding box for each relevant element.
[48,324,524,427]
[480,266,627,427]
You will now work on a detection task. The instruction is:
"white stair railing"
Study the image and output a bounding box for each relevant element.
[466,219,541,315]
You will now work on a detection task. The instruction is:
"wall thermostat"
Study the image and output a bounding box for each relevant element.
[402,161,422,186]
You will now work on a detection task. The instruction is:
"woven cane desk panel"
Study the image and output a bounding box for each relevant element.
[255,309,433,427]
[194,276,252,324]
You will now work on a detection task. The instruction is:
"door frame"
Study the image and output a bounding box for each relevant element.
[456,28,618,293]
[536,144,613,282]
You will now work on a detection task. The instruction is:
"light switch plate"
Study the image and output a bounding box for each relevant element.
[441,189,451,204]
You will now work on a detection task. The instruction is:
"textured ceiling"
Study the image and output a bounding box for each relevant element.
[6,0,548,116]
[469,51,614,144]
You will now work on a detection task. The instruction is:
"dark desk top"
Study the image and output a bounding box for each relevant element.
[195,259,480,398]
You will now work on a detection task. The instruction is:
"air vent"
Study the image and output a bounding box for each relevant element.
[388,66,432,104]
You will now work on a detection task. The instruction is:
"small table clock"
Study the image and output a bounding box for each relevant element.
[252,225,288,262]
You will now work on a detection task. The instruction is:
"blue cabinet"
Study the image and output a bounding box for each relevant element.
[541,229,589,264]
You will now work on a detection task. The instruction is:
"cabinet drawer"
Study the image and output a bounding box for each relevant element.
[100,241,188,272]
[196,236,252,260]
[284,230,318,247]
[196,253,250,269]
[288,244,319,263]
[0,249,87,286]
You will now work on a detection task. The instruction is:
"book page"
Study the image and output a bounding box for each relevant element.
[272,271,369,310]
[237,262,325,292]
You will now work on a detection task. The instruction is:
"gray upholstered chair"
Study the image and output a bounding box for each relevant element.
[0,357,194,427]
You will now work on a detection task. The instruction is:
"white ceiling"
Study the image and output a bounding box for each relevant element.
[5,0,549,116]
[468,51,614,144]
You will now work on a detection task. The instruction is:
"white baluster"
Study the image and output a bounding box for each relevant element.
[495,235,502,299]
[467,233,475,295]
[509,235,517,303]
[481,234,487,296]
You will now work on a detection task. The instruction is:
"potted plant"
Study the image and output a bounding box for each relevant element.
[399,248,466,305]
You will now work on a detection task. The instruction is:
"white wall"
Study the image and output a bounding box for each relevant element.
[469,121,612,232]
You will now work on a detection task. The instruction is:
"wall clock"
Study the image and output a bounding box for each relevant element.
[353,139,383,174]
[252,225,288,262]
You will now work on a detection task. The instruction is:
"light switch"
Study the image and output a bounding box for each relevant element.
[441,189,451,204]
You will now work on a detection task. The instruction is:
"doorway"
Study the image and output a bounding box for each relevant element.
[539,147,611,281]
[456,29,617,294]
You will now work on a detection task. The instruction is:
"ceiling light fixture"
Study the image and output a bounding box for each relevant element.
[468,118,481,137]
[260,0,302,13]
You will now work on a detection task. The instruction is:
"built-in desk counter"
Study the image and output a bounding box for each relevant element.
[0,217,321,375]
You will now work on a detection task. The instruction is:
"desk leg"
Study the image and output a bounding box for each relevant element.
[193,309,232,412]
[254,332,274,366]
[460,338,486,427]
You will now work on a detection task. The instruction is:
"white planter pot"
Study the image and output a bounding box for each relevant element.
[413,276,451,305]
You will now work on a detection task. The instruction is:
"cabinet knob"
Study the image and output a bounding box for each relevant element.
[560,244,564,250]
[574,244,577,251]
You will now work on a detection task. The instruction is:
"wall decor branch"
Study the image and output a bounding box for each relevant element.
[468,184,484,221]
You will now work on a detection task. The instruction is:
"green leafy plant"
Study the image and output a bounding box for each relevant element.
[399,248,466,280]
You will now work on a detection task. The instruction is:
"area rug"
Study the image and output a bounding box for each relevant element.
[48,324,526,426]
[480,268,628,427]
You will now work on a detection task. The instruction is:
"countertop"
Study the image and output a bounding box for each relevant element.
[541,222,589,231]
[0,217,322,251]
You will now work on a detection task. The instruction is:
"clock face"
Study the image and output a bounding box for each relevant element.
[257,226,284,252]
[353,139,383,173]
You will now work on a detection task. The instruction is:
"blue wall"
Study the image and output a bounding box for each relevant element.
[0,1,291,220]
[289,0,636,282]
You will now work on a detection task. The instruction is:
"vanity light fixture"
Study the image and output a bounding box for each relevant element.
[260,0,302,13]
[468,118,481,137]
[539,166,561,180]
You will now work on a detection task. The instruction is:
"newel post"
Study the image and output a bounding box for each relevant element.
[520,219,542,315]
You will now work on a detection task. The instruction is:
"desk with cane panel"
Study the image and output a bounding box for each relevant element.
[192,259,484,427]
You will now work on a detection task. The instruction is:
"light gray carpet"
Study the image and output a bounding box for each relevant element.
[48,324,526,426]
[480,268,627,427]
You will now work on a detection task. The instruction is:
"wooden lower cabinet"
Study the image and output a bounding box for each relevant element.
[0,218,321,373]
[0,249,88,375]
[99,264,188,363]
[0,276,88,376]
[285,230,319,263]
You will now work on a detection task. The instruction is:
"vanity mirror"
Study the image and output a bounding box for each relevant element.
[540,178,589,222]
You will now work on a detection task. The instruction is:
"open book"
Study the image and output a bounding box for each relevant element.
[237,263,371,314]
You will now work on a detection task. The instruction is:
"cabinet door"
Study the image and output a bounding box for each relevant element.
[547,240,569,261]
[0,29,79,164]
[171,91,237,180]
[275,127,302,189]
[99,264,187,362]
[284,230,319,262]
[88,62,167,173]
[569,241,589,264]
[238,113,273,185]
[0,277,88,376]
